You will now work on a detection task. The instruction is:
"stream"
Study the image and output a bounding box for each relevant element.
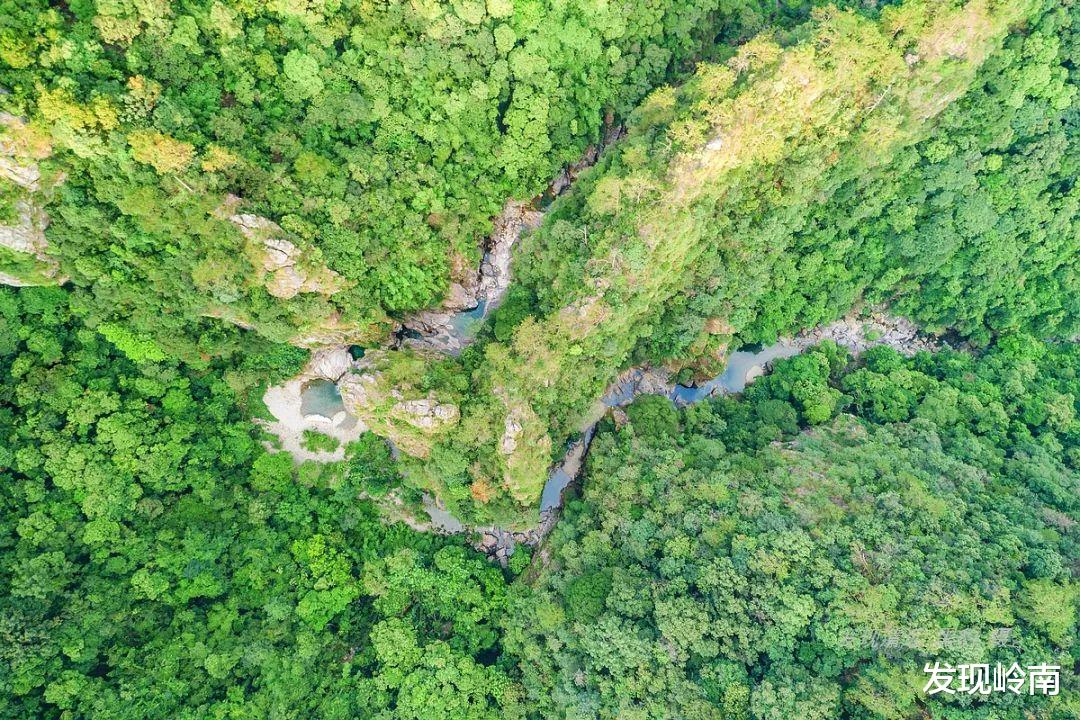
[276,289,936,548]
[407,337,819,532]
[422,312,938,537]
[535,339,804,514]
[265,130,936,549]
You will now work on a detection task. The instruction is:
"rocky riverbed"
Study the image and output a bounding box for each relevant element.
[422,311,944,563]
[395,201,544,355]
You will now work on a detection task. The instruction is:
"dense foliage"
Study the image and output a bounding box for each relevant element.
[646,0,1080,356]
[2,286,1077,718]
[0,0,847,354]
[507,339,1080,718]
[1,0,1077,717]
[0,287,518,719]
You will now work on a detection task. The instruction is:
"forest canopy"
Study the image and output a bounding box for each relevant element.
[2,286,1076,718]
[507,339,1080,718]
[344,0,1077,527]
[0,0,853,355]
[0,286,520,719]
[1,0,1078,717]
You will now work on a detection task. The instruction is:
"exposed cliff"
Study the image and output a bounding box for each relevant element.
[0,113,65,287]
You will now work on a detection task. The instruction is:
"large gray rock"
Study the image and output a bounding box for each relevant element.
[308,346,353,381]
[0,200,46,255]
[392,398,460,430]
[0,116,65,287]
[477,200,543,312]
[225,205,345,299]
[499,411,524,455]
[401,310,465,354]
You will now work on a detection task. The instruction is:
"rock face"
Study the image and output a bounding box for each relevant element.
[0,200,65,286]
[336,349,461,459]
[444,278,479,312]
[0,200,47,255]
[704,317,734,335]
[399,310,466,355]
[208,197,380,347]
[0,113,43,191]
[290,311,380,349]
[308,346,352,381]
[443,250,482,312]
[337,368,384,411]
[477,200,543,312]
[499,411,525,455]
[392,397,460,430]
[0,114,66,287]
[0,154,40,191]
[401,200,543,355]
[227,210,345,299]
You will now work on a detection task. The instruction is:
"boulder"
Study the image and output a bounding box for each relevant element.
[308,346,353,381]
[744,364,765,385]
[500,412,524,455]
[0,200,46,255]
[393,397,460,431]
[444,281,478,312]
[227,209,345,299]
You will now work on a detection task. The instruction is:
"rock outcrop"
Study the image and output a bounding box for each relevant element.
[0,114,66,287]
[499,411,525,455]
[443,250,482,312]
[0,200,47,254]
[290,311,383,349]
[0,113,46,191]
[308,345,353,381]
[477,200,543,311]
[337,349,461,459]
[226,208,345,299]
[392,397,460,431]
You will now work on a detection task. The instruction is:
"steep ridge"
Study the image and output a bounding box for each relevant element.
[340,0,1040,526]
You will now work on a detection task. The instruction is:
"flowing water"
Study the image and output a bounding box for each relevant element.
[448,299,488,340]
[535,340,803,516]
[539,426,597,512]
[668,341,803,404]
[423,493,466,533]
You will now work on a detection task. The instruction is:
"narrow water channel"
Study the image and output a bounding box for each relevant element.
[536,340,801,516]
